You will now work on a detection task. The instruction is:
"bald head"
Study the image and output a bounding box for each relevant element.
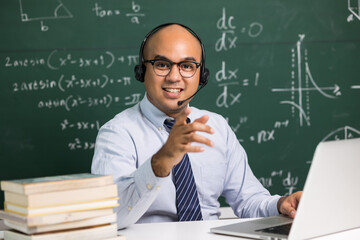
[143,24,202,63]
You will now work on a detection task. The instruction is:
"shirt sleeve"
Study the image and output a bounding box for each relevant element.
[91,122,168,229]
[222,123,281,218]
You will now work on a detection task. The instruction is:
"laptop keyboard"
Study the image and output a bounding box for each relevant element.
[255,223,292,235]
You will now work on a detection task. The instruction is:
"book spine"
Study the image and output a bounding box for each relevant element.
[1,175,114,195]
[4,184,118,207]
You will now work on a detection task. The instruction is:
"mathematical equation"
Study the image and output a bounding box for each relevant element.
[216,8,263,52]
[258,170,299,196]
[92,1,145,24]
[216,65,260,108]
[228,116,290,144]
[19,0,145,31]
[37,93,142,111]
[4,50,138,69]
[60,119,100,131]
[68,138,95,151]
[214,8,263,109]
[12,74,132,92]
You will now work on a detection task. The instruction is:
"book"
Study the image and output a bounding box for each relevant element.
[0,219,11,240]
[103,237,126,240]
[3,223,119,240]
[1,174,113,195]
[4,184,118,208]
[4,213,117,234]
[0,208,114,227]
[4,198,119,216]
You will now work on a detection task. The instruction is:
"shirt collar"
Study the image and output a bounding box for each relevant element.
[139,94,170,130]
[139,94,192,130]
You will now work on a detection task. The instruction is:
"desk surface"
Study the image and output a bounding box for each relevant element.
[117,219,360,240]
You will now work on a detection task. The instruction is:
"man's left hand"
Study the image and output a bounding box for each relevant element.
[277,191,302,218]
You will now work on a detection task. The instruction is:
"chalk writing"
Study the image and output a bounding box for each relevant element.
[92,1,145,24]
[37,94,117,111]
[215,8,263,52]
[92,3,121,18]
[68,138,95,151]
[4,51,137,69]
[5,56,46,68]
[229,116,248,133]
[216,83,240,108]
[258,170,299,196]
[215,71,259,108]
[19,0,73,31]
[232,119,289,144]
[216,8,237,52]
[12,74,131,92]
[321,126,360,142]
[125,1,145,24]
[47,50,138,70]
[274,120,289,128]
[256,129,275,144]
[60,119,100,131]
[124,93,142,106]
[347,0,360,21]
[271,34,341,127]
[283,171,299,195]
[37,93,142,111]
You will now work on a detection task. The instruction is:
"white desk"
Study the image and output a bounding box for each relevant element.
[118,219,360,240]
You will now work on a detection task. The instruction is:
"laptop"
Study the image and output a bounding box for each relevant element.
[211,138,360,240]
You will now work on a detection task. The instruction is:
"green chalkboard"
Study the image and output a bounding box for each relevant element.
[1,0,359,209]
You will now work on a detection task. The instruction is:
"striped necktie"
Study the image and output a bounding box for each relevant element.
[164,118,203,221]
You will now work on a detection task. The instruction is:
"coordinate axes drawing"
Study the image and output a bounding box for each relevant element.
[19,0,73,31]
[271,34,341,127]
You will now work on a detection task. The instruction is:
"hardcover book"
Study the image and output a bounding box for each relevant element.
[1,174,114,195]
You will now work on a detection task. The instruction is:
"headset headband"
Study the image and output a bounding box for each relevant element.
[134,23,209,86]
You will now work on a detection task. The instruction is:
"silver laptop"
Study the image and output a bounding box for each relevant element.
[211,138,360,240]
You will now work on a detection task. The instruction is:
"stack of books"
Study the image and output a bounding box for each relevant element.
[0,173,124,240]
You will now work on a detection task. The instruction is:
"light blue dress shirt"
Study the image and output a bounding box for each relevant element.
[91,95,281,229]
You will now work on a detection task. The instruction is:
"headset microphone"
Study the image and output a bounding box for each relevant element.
[177,84,206,106]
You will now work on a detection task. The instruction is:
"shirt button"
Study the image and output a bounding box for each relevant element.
[146,184,152,190]
[158,126,162,131]
[156,186,160,190]
[128,206,132,211]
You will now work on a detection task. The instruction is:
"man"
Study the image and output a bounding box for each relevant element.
[91,23,302,229]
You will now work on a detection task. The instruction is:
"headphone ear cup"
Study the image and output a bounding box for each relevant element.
[134,64,146,82]
[200,68,209,87]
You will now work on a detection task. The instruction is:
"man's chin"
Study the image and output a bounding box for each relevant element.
[162,102,188,118]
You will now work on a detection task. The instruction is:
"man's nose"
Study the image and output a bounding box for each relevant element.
[166,64,182,81]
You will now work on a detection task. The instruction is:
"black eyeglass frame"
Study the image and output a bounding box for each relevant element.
[143,59,201,78]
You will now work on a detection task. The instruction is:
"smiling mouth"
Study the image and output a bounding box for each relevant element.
[163,88,182,93]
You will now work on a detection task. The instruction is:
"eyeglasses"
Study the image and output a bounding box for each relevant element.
[143,59,201,78]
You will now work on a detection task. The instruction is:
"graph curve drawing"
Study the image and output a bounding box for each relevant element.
[272,34,341,127]
[321,126,360,142]
[347,0,360,22]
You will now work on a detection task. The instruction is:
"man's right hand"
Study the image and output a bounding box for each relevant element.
[151,107,214,177]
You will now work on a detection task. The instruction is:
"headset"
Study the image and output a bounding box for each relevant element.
[134,23,209,88]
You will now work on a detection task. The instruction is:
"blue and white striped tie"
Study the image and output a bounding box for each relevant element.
[164,118,203,221]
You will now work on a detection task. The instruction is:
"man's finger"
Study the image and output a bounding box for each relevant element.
[183,122,214,135]
[183,133,214,147]
[174,107,191,126]
[193,114,209,124]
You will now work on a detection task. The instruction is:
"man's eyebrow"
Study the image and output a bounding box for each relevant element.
[153,55,169,60]
[183,57,197,62]
[153,55,198,62]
